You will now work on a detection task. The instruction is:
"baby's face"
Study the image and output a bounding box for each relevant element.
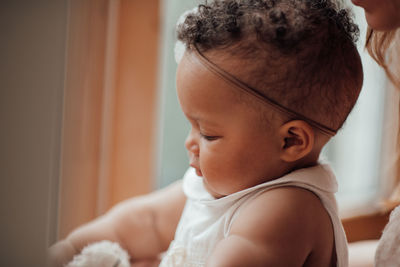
[176,52,286,198]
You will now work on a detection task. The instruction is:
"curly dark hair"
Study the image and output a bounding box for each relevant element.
[176,0,363,132]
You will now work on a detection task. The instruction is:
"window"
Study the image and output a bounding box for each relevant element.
[323,5,387,209]
[155,0,197,188]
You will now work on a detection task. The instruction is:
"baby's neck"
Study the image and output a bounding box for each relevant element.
[283,152,321,177]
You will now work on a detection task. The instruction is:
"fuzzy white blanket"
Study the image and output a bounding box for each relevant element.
[66,240,130,267]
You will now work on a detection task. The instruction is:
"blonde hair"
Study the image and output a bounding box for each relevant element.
[366,28,400,87]
[366,28,400,206]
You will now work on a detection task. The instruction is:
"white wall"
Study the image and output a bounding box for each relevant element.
[0,1,68,266]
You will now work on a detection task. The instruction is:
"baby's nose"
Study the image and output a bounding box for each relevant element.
[185,129,199,156]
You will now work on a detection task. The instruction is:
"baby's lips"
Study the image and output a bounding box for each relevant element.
[189,163,203,177]
[189,162,198,170]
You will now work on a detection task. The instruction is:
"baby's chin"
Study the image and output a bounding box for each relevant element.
[202,178,226,199]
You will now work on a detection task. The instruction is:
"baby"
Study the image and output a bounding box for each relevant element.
[48,0,363,266]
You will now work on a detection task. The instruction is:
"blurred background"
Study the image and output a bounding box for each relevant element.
[0,0,397,266]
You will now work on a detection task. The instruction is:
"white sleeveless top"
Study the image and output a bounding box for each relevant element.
[159,164,348,267]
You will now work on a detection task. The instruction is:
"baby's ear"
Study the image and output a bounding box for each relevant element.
[278,120,314,162]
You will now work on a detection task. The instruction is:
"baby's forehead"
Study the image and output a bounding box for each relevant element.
[181,51,259,102]
[179,51,278,120]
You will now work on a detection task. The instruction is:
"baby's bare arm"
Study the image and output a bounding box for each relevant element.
[207,187,334,267]
[48,180,186,267]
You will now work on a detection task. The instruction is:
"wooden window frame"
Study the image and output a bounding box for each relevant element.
[58,0,160,239]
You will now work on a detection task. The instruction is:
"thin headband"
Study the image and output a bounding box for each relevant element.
[191,45,337,136]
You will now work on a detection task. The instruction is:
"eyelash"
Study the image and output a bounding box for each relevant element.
[200,133,219,141]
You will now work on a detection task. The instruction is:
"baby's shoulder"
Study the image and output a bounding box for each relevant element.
[235,186,330,232]
[229,186,334,262]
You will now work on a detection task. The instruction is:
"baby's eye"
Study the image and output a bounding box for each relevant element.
[200,133,220,141]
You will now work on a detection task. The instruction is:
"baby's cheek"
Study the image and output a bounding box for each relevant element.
[200,156,218,179]
[201,157,238,194]
[200,156,222,181]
